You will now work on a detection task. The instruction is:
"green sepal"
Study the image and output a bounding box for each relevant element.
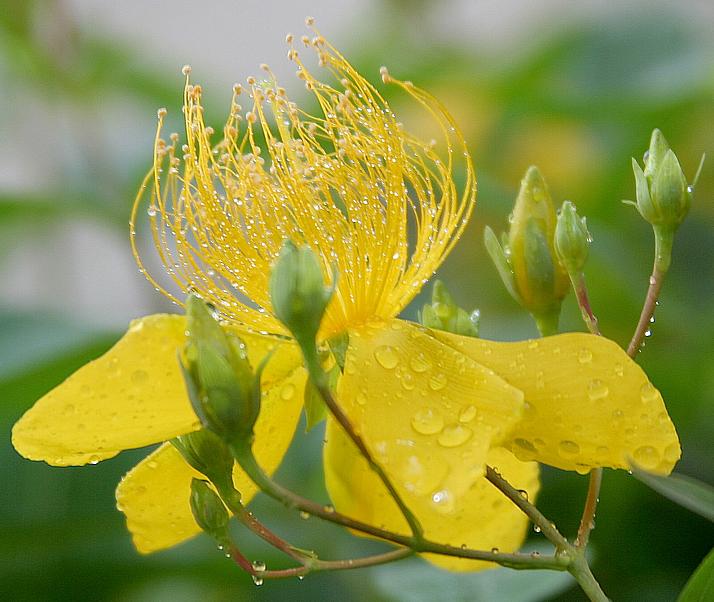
[303,364,340,431]
[484,225,521,304]
[189,478,230,540]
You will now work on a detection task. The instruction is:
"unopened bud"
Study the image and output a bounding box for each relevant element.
[189,479,230,538]
[269,240,333,346]
[485,166,569,335]
[172,429,234,487]
[632,129,693,230]
[555,201,591,275]
[182,295,260,444]
[420,280,479,338]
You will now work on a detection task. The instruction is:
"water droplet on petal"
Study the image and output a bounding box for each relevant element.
[131,369,149,384]
[558,440,580,457]
[514,438,537,453]
[280,383,296,400]
[374,345,399,369]
[401,372,415,391]
[633,445,660,470]
[640,382,658,403]
[437,424,472,447]
[459,405,477,423]
[428,372,448,391]
[578,349,593,364]
[431,489,455,514]
[664,442,680,463]
[409,352,432,373]
[587,379,609,401]
[411,407,444,435]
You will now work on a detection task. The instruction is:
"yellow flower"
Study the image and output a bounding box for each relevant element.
[12,30,680,570]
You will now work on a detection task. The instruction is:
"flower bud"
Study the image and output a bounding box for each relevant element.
[269,240,333,347]
[632,129,692,230]
[172,429,234,487]
[484,166,569,335]
[420,280,479,338]
[182,295,260,445]
[189,478,230,539]
[555,201,591,275]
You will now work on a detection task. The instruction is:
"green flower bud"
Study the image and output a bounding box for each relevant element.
[419,280,479,338]
[269,240,333,347]
[182,295,260,445]
[632,129,693,230]
[555,201,591,275]
[189,478,230,539]
[484,166,569,335]
[171,429,234,487]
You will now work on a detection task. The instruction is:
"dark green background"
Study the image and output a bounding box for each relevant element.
[2,1,713,600]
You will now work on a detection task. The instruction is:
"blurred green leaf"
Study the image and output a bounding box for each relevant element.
[632,468,714,522]
[0,308,114,381]
[678,548,714,602]
[369,546,574,602]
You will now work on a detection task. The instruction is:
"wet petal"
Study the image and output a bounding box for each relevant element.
[323,319,526,567]
[12,314,302,466]
[116,358,306,553]
[433,329,680,475]
[324,420,539,571]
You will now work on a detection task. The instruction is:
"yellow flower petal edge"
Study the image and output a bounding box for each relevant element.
[322,318,529,567]
[324,418,539,571]
[117,355,306,553]
[12,315,197,466]
[433,329,681,475]
[12,314,304,467]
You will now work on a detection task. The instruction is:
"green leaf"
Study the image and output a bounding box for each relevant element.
[632,468,714,522]
[678,548,714,602]
[369,545,574,602]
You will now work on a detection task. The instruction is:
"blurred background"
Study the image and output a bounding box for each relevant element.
[2,0,713,600]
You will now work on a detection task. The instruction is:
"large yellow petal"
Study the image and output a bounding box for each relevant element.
[433,329,680,475]
[323,319,530,569]
[324,418,539,571]
[116,353,306,553]
[12,314,303,467]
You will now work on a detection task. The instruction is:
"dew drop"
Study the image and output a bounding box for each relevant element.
[587,378,609,401]
[514,438,537,453]
[596,445,609,458]
[411,407,444,435]
[88,454,101,465]
[578,348,593,364]
[437,424,472,447]
[431,489,455,514]
[459,405,477,423]
[299,511,310,520]
[533,524,541,533]
[409,352,432,373]
[356,391,367,406]
[280,383,296,400]
[558,440,580,457]
[428,372,448,391]
[664,442,680,463]
[614,363,625,377]
[401,372,415,391]
[640,382,658,403]
[374,345,399,369]
[633,445,660,470]
[131,369,149,384]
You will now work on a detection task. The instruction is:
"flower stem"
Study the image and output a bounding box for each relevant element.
[567,271,603,550]
[568,555,610,602]
[231,441,570,571]
[627,226,672,356]
[302,347,425,542]
[485,466,569,550]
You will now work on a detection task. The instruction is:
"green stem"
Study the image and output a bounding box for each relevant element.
[485,466,569,550]
[569,554,610,602]
[302,347,425,542]
[231,442,569,571]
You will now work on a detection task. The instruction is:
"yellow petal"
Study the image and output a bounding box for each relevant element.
[12,314,304,467]
[324,418,539,571]
[116,355,307,553]
[433,329,680,475]
[323,319,530,568]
